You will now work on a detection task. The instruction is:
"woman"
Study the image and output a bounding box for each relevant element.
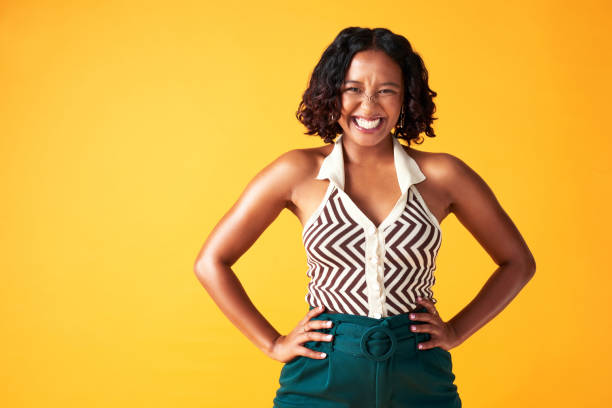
[194,27,535,408]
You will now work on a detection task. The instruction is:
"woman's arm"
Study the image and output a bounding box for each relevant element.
[193,149,308,358]
[441,153,536,347]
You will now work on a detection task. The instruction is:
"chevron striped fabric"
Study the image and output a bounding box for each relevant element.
[302,134,442,318]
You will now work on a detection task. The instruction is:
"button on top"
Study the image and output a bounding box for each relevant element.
[367,225,376,235]
[369,255,379,264]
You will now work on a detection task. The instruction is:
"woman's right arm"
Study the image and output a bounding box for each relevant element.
[193,149,330,361]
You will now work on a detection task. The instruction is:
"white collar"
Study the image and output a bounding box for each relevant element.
[315,134,426,194]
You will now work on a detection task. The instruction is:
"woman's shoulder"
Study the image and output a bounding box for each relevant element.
[271,143,334,183]
[232,144,333,214]
[406,145,474,183]
[406,145,492,208]
[288,143,334,163]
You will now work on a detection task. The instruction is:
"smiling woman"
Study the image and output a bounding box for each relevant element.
[194,25,535,408]
[296,26,438,145]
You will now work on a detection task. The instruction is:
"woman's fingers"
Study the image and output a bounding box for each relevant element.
[416,296,438,315]
[295,306,325,334]
[316,319,334,329]
[282,305,334,361]
[298,329,334,344]
[411,298,458,351]
[303,319,334,332]
[412,323,445,351]
[416,340,442,351]
[410,323,439,335]
[409,312,435,323]
[301,305,325,324]
[297,346,328,359]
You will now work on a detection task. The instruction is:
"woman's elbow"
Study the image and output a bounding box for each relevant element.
[194,254,215,282]
[520,252,536,278]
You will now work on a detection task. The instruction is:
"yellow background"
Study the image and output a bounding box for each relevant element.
[2,0,610,406]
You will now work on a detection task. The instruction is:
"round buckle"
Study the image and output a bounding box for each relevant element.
[359,325,397,361]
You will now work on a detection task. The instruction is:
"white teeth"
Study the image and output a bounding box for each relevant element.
[355,117,382,129]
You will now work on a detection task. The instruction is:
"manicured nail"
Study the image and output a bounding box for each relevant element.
[326,334,333,340]
[409,314,415,319]
[418,344,423,349]
[320,352,327,358]
[327,321,333,327]
[319,305,324,310]
[411,325,416,331]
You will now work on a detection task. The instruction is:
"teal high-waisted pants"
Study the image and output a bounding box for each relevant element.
[273,305,462,408]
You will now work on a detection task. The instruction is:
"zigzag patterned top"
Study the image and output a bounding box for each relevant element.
[302,134,442,318]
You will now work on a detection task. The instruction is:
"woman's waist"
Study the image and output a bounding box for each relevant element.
[320,305,426,316]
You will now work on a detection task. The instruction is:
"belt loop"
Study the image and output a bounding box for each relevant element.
[329,319,339,352]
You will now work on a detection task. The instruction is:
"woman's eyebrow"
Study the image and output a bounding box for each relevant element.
[343,80,401,88]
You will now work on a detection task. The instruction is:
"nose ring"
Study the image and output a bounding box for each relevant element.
[364,93,376,103]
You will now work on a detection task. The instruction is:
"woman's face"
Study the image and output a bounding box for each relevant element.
[338,49,404,147]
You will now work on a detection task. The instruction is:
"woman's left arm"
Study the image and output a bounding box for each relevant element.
[438,153,536,348]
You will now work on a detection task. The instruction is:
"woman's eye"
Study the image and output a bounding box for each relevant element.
[379,89,396,94]
[346,87,360,92]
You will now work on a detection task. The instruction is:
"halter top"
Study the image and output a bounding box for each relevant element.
[302,134,441,318]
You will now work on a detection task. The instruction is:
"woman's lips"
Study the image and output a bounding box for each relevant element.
[352,116,385,132]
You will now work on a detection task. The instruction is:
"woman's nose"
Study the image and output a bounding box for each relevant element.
[361,93,377,106]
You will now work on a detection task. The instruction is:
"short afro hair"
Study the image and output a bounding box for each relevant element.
[296,27,438,145]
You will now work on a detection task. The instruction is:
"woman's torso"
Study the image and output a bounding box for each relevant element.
[286,135,453,318]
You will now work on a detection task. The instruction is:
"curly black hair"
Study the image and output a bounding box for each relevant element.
[296,27,438,145]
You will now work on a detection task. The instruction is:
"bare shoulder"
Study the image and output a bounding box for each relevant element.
[405,146,464,195]
[405,145,487,213]
[411,144,479,177]
[266,143,332,205]
[277,145,329,175]
[408,145,503,212]
[405,146,461,181]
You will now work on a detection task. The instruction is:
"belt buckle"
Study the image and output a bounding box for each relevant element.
[359,324,397,362]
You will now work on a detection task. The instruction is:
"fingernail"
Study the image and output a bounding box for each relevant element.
[319,305,324,310]
[411,325,416,331]
[320,352,327,358]
[409,314,415,319]
[327,321,333,327]
[417,296,422,301]
[326,334,333,340]
[418,344,423,349]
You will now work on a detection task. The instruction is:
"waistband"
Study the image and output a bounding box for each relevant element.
[306,305,431,361]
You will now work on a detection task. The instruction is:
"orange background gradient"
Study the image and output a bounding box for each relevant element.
[2,0,610,407]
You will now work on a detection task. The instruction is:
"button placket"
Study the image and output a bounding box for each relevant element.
[365,226,386,319]
[378,229,389,317]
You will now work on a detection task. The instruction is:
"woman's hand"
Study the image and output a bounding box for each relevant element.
[409,296,461,351]
[269,305,334,363]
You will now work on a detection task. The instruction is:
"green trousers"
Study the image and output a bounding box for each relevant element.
[273,305,462,408]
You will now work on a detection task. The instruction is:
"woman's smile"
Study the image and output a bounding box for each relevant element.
[351,116,385,132]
